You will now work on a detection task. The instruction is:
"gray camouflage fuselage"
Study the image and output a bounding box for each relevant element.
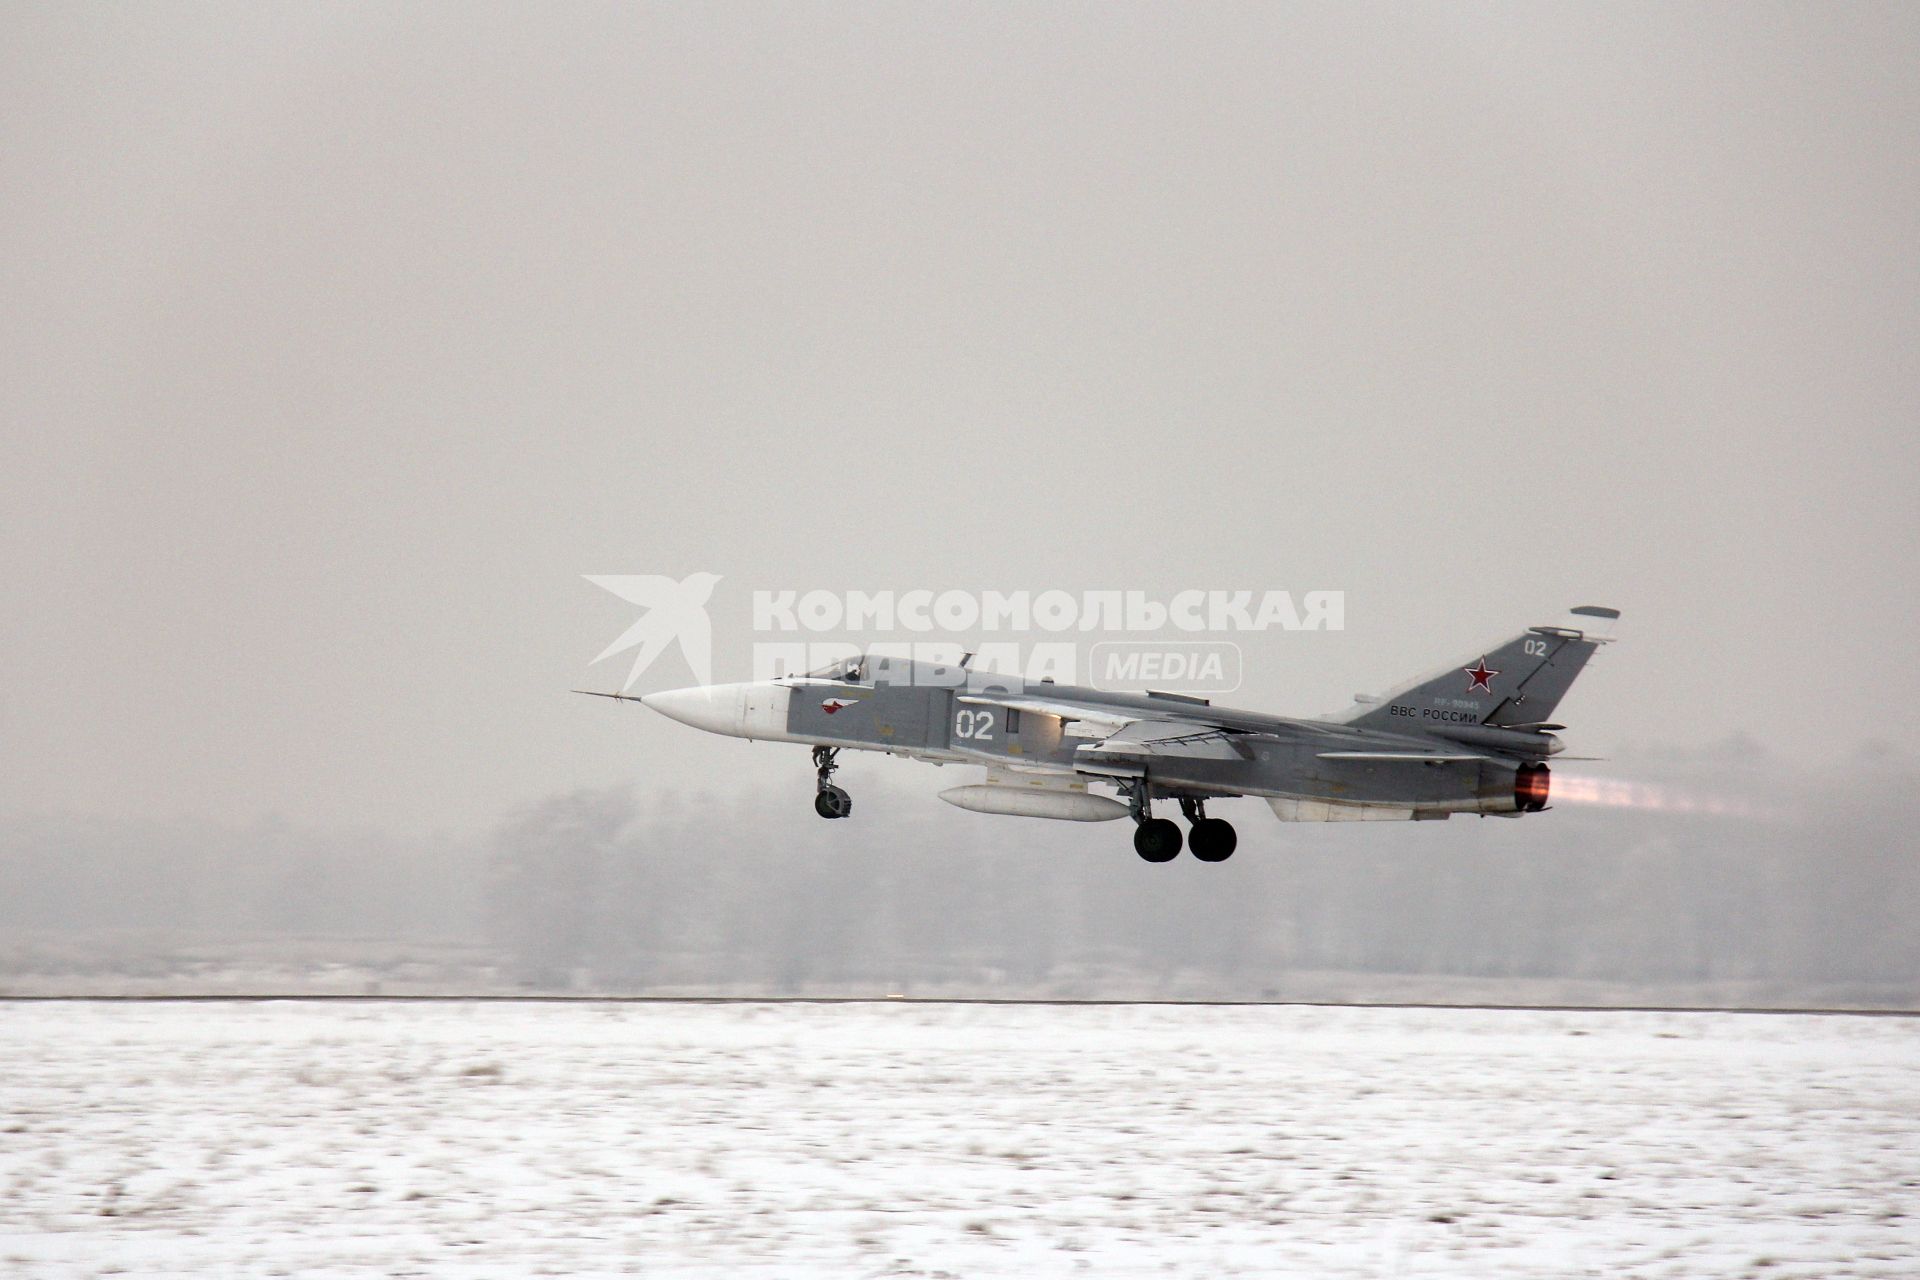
[614,607,1619,825]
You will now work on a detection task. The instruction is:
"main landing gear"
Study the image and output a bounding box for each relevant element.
[1134,817,1183,863]
[1181,797,1238,863]
[813,746,852,820]
[1123,780,1181,861]
[1124,784,1237,863]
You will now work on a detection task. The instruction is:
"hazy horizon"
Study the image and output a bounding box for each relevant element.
[6,4,1918,842]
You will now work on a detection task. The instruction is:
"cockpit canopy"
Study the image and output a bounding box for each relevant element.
[804,654,868,683]
[799,651,985,688]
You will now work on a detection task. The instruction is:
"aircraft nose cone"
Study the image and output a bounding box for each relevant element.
[639,684,745,736]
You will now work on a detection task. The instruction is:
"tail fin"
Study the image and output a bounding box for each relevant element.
[1333,606,1619,733]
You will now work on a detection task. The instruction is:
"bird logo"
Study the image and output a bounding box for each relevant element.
[585,572,722,690]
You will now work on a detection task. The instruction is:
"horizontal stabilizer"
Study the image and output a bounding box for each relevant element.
[1317,751,1487,763]
[1269,798,1419,822]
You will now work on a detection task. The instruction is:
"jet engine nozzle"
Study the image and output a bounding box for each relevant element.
[1515,763,1551,812]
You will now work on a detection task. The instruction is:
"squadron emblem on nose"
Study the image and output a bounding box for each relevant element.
[820,698,856,714]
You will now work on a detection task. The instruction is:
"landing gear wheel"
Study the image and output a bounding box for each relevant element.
[811,746,850,819]
[1133,817,1183,863]
[1188,817,1237,862]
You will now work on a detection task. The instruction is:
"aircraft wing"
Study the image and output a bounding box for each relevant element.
[1072,720,1260,777]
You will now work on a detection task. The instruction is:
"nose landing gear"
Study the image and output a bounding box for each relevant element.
[813,746,851,819]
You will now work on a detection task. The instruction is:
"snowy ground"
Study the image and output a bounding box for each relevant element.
[1,1002,1915,1278]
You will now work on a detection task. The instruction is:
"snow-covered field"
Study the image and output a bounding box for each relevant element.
[1,1001,1914,1278]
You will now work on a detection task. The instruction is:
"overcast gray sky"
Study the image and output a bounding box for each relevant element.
[4,3,1916,838]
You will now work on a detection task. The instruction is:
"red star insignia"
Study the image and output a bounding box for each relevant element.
[1465,658,1498,694]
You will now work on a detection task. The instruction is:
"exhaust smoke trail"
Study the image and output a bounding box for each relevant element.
[1551,773,1772,819]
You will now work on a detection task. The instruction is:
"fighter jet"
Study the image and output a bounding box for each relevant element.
[581,606,1619,862]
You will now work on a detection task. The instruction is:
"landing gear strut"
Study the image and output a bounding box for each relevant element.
[813,746,852,819]
[1125,780,1182,862]
[1180,797,1237,863]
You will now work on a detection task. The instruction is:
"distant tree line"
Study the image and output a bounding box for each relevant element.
[5,746,1915,1000]
[479,752,1919,997]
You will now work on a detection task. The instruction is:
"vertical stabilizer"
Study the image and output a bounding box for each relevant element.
[1333,606,1618,733]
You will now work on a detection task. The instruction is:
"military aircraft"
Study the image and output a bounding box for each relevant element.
[581,606,1618,862]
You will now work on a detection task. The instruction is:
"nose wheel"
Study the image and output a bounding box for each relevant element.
[812,746,851,820]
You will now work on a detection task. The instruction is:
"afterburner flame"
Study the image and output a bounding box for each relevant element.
[1551,774,1763,818]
